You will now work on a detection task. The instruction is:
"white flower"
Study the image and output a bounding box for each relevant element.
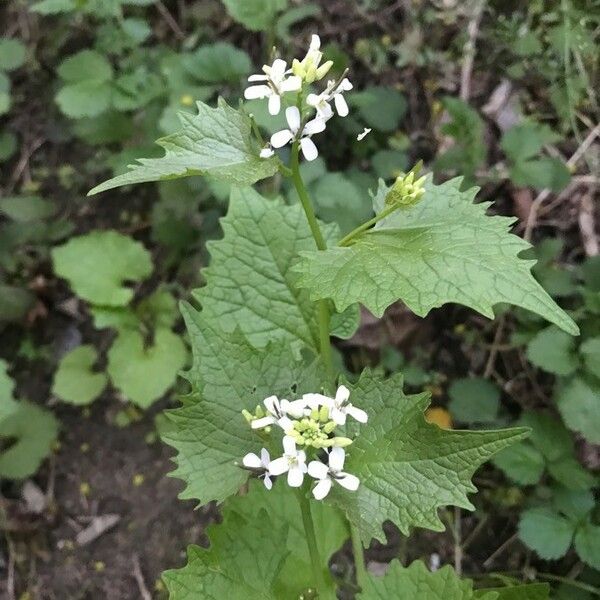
[357,127,372,141]
[244,58,301,116]
[307,77,353,119]
[268,436,308,487]
[251,395,307,431]
[242,448,273,490]
[259,145,275,158]
[308,447,360,499]
[292,35,333,83]
[315,385,368,426]
[270,106,326,161]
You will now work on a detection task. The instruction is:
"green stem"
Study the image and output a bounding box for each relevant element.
[338,202,401,247]
[297,489,328,595]
[290,141,334,386]
[350,523,368,590]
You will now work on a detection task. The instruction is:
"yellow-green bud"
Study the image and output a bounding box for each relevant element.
[292,58,304,78]
[319,405,330,423]
[242,409,253,423]
[323,420,337,434]
[325,436,353,448]
[385,162,426,208]
[315,60,333,80]
[256,405,265,418]
[310,408,320,421]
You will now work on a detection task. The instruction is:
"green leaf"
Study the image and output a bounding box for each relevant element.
[546,456,596,491]
[526,326,579,375]
[359,560,496,599]
[0,195,57,222]
[349,86,407,132]
[52,230,153,307]
[580,337,600,377]
[0,284,35,322]
[0,359,18,422]
[196,186,338,351]
[57,50,113,83]
[221,0,287,31]
[295,177,578,335]
[553,488,595,523]
[88,99,278,194]
[574,521,600,570]
[162,306,323,505]
[226,480,347,598]
[448,377,501,424]
[52,345,107,405]
[501,122,561,163]
[372,149,409,180]
[325,372,527,543]
[476,584,550,599]
[107,327,187,408]
[0,38,26,72]
[492,443,545,486]
[556,377,600,444]
[509,158,570,193]
[0,401,59,479]
[31,0,77,14]
[0,131,17,161]
[163,510,289,599]
[518,507,574,560]
[182,43,251,83]
[520,412,573,463]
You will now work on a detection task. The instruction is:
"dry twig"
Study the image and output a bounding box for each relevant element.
[132,554,153,600]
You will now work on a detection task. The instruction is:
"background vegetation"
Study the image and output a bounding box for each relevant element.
[0,0,598,597]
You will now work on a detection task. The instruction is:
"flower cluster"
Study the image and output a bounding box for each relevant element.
[241,385,366,500]
[244,34,368,162]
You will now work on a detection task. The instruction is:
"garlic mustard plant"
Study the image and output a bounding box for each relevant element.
[90,31,578,600]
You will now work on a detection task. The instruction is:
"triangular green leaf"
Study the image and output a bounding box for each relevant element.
[325,372,528,543]
[359,560,497,599]
[162,305,324,505]
[196,186,344,351]
[52,230,153,307]
[226,480,347,598]
[163,509,289,599]
[0,401,59,479]
[88,99,278,194]
[52,345,107,405]
[295,178,578,335]
[107,327,187,408]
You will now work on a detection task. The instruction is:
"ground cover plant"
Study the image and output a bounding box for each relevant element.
[0,0,598,598]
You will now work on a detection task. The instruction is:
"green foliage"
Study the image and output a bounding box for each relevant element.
[0,38,26,71]
[526,326,579,376]
[359,560,548,599]
[107,327,187,408]
[323,372,527,543]
[52,345,107,405]
[182,43,251,83]
[0,401,59,479]
[295,177,577,335]
[0,195,57,222]
[0,359,18,422]
[52,230,153,307]
[448,378,500,424]
[88,99,279,194]
[349,86,407,132]
[221,0,287,31]
[556,377,600,444]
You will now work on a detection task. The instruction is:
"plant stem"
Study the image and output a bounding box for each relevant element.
[337,202,401,247]
[290,141,334,386]
[350,523,368,590]
[297,489,328,595]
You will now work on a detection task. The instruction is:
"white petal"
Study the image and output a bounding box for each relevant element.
[308,460,329,480]
[268,456,289,476]
[277,415,294,433]
[357,128,371,141]
[306,93,320,107]
[244,84,271,100]
[251,416,276,429]
[300,137,319,161]
[329,447,346,472]
[268,94,281,116]
[263,395,279,414]
[259,147,274,158]
[303,117,326,136]
[281,76,301,92]
[339,78,353,91]
[285,399,308,418]
[334,94,349,117]
[309,34,321,51]
[337,472,360,491]
[297,450,307,467]
[347,405,368,423]
[330,407,346,426]
[263,474,273,490]
[303,392,332,409]
[335,385,350,405]
[317,103,334,120]
[282,435,297,456]
[287,465,304,487]
[285,106,301,132]
[271,59,287,78]
[270,129,294,148]
[260,448,270,466]
[248,74,269,82]
[312,478,332,500]
[243,453,262,468]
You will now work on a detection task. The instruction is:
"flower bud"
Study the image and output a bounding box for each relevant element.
[315,60,333,80]
[319,405,330,423]
[322,420,337,434]
[242,409,253,423]
[384,162,426,208]
[324,436,353,448]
